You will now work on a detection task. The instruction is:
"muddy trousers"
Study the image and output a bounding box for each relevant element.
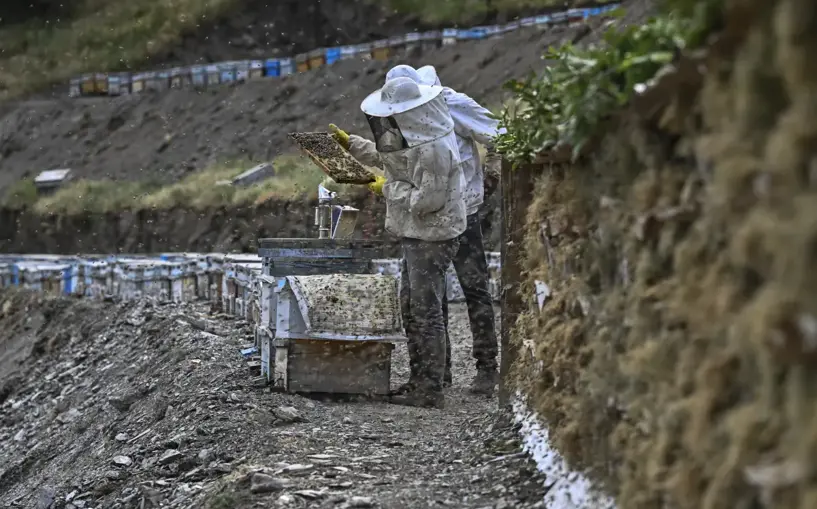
[400,237,459,391]
[441,212,498,372]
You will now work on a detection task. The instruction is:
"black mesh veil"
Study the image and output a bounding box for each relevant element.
[366,114,410,153]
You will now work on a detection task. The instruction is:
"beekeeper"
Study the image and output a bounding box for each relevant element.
[330,76,466,409]
[415,64,503,395]
[332,64,502,395]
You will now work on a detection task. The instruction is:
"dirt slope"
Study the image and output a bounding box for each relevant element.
[0,22,594,193]
[0,290,545,509]
[509,0,817,507]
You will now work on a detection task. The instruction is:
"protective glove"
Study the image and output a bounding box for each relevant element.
[484,145,502,182]
[328,124,350,150]
[368,175,386,196]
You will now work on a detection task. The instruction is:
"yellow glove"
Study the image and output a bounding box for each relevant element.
[328,124,350,150]
[368,175,386,196]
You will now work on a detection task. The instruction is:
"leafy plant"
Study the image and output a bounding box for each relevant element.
[495,8,713,165]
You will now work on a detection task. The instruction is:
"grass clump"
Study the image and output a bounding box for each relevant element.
[2,179,39,209]
[15,153,362,214]
[382,0,577,25]
[142,154,335,209]
[32,179,154,214]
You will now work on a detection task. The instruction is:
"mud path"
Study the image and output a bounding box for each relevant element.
[0,292,545,509]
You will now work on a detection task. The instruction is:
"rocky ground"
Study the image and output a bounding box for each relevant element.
[0,290,547,509]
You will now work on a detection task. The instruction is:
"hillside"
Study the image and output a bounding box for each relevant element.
[0,0,585,101]
[0,19,620,194]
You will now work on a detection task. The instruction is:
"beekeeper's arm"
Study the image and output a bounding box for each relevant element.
[329,124,383,169]
[446,92,505,179]
[329,124,386,194]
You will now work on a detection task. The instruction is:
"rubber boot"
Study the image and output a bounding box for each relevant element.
[469,368,499,396]
[390,386,445,409]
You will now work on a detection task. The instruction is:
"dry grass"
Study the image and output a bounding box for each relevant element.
[19,153,362,214]
[384,0,573,24]
[0,0,243,100]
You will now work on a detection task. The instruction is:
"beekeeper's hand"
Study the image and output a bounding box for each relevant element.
[368,175,386,196]
[329,124,350,150]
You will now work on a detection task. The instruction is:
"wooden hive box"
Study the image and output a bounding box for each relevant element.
[267,274,405,395]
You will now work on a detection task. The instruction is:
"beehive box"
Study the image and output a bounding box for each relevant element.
[144,71,160,92]
[265,59,281,77]
[131,73,146,93]
[94,73,109,94]
[235,61,251,82]
[170,67,184,88]
[442,28,459,45]
[206,253,226,310]
[340,46,356,61]
[371,39,390,61]
[80,74,95,95]
[156,70,171,91]
[307,49,325,70]
[17,262,71,295]
[325,47,341,66]
[195,256,210,300]
[235,262,262,322]
[69,78,82,97]
[113,260,171,301]
[191,65,206,87]
[81,259,112,298]
[206,65,220,85]
[355,43,372,60]
[295,54,309,73]
[249,60,264,79]
[267,274,405,394]
[280,58,295,76]
[107,74,122,96]
[223,254,262,316]
[0,261,11,288]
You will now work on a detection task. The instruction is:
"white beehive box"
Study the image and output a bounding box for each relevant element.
[0,261,12,288]
[16,262,71,294]
[81,259,112,298]
[114,260,171,301]
[266,274,405,394]
[222,254,262,317]
[206,253,225,310]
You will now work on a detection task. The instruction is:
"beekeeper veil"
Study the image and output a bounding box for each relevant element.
[360,76,453,153]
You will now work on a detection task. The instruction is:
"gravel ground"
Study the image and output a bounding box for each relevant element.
[0,291,547,509]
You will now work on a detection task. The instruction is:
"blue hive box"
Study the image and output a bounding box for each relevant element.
[265,59,281,77]
[325,47,341,65]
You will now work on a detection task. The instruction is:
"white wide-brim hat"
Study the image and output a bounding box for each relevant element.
[416,65,441,86]
[361,76,444,117]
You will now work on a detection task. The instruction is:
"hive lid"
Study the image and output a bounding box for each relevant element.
[283,274,404,339]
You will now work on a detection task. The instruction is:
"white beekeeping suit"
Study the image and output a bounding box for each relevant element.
[352,76,466,242]
[417,65,504,216]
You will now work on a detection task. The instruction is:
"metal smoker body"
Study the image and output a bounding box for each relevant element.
[315,184,336,239]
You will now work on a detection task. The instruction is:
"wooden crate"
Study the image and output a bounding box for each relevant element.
[269,274,405,395]
[271,338,393,395]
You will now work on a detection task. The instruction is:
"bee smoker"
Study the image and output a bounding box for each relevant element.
[315,184,336,239]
